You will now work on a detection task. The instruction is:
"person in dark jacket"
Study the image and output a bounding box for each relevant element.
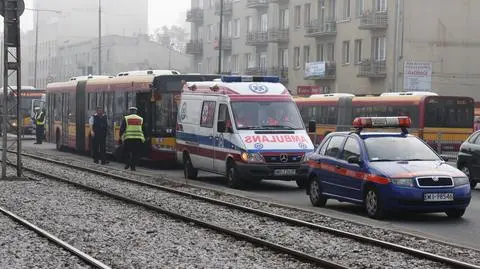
[89,106,108,164]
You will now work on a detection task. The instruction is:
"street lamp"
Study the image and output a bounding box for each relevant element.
[27,8,62,88]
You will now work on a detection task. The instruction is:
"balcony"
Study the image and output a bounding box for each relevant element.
[269,0,289,3]
[268,28,289,43]
[304,62,336,80]
[213,38,232,51]
[269,67,289,83]
[357,59,386,78]
[305,19,337,37]
[186,40,203,55]
[215,1,233,16]
[186,8,203,23]
[359,11,388,30]
[246,31,268,46]
[245,67,268,76]
[247,0,269,8]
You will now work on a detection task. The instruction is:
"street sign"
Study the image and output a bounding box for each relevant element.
[0,0,25,17]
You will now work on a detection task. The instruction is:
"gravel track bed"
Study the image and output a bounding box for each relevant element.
[20,148,480,266]
[13,152,455,268]
[0,196,92,269]
[0,170,318,269]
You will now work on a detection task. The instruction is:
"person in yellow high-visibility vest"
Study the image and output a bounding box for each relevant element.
[33,107,46,144]
[119,107,145,171]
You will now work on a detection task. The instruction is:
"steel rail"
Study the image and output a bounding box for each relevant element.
[0,205,111,269]
[4,160,347,269]
[9,150,480,269]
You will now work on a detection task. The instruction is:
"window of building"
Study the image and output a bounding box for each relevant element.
[317,44,324,61]
[259,52,267,70]
[294,47,300,68]
[209,0,214,8]
[260,13,268,32]
[225,55,232,72]
[206,57,212,73]
[208,24,214,41]
[354,39,362,64]
[246,16,253,33]
[280,9,289,29]
[342,41,350,64]
[327,43,335,61]
[343,0,351,19]
[303,45,310,67]
[232,55,240,73]
[280,48,288,67]
[246,53,255,68]
[373,36,386,61]
[227,20,233,37]
[233,18,240,37]
[376,0,387,11]
[304,3,311,26]
[356,0,364,17]
[294,5,301,28]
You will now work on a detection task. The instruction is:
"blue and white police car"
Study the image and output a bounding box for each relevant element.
[306,116,471,219]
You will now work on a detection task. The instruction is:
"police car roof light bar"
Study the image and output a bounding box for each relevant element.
[352,116,411,134]
[221,75,280,83]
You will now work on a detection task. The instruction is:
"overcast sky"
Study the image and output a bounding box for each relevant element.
[15,0,190,33]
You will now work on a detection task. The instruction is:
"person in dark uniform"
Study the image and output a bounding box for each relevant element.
[119,107,145,171]
[33,107,45,144]
[89,106,108,164]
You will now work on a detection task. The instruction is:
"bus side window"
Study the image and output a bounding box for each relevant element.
[69,93,76,122]
[114,92,125,124]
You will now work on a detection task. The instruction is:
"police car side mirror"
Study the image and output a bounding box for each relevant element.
[308,120,316,133]
[347,156,362,165]
[440,155,449,162]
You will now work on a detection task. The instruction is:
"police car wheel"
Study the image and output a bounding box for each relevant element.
[309,178,327,207]
[184,156,198,180]
[365,188,384,219]
[445,209,466,219]
[459,165,477,189]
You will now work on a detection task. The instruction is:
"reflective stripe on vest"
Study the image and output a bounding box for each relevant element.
[36,112,45,125]
[123,114,145,142]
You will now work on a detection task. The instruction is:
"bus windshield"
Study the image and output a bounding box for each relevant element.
[231,101,304,130]
[424,97,474,128]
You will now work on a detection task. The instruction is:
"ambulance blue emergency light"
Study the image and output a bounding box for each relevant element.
[221,75,280,83]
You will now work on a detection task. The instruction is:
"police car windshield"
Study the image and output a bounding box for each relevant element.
[231,101,304,130]
[365,136,441,162]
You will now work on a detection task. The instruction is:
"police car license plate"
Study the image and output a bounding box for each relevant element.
[274,169,296,176]
[424,193,454,202]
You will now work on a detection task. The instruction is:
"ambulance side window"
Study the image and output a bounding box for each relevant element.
[200,101,216,128]
[218,104,232,130]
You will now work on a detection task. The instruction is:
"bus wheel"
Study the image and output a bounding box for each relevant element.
[183,154,198,180]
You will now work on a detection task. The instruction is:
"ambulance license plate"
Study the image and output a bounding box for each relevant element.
[274,169,296,176]
[424,193,454,202]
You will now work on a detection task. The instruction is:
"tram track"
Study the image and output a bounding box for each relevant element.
[4,149,480,269]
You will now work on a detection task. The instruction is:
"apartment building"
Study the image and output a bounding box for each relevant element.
[187,0,480,100]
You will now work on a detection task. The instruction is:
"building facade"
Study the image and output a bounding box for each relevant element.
[56,35,193,81]
[23,0,149,88]
[187,0,480,100]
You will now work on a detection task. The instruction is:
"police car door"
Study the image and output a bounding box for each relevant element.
[213,103,234,174]
[336,136,363,201]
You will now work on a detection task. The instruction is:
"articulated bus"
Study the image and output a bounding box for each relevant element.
[295,93,474,152]
[45,72,220,163]
[0,86,46,134]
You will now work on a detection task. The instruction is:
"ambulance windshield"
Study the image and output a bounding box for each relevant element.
[231,101,304,130]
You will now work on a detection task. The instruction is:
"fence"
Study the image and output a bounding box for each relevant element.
[308,126,471,161]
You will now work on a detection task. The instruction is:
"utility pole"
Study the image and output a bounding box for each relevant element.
[217,0,223,74]
[98,0,102,75]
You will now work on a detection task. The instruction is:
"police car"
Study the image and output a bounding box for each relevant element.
[306,116,471,219]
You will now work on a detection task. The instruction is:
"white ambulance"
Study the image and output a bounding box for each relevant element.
[176,75,315,189]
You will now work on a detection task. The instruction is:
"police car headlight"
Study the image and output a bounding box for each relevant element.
[240,152,264,163]
[391,178,414,187]
[453,177,469,186]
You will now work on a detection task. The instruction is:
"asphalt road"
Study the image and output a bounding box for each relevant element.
[21,141,480,250]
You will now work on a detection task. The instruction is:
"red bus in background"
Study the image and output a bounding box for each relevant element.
[46,73,220,163]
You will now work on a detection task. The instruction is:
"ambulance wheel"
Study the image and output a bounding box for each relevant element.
[226,161,243,189]
[296,178,307,189]
[183,154,198,180]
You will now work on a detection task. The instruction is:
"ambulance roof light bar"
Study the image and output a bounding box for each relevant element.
[221,75,280,83]
[352,116,411,135]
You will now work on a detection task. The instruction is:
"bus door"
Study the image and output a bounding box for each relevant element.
[75,81,87,152]
[62,93,70,147]
[105,92,115,154]
[337,96,353,132]
[136,92,151,157]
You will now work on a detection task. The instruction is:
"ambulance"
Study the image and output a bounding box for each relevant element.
[176,75,315,189]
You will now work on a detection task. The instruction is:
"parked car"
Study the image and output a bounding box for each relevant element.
[457,130,480,189]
